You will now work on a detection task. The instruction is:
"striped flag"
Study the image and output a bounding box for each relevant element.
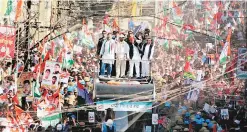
[219,42,229,65]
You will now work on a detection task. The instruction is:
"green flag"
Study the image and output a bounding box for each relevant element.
[5,0,12,15]
[219,42,228,65]
[173,16,183,25]
[163,39,169,49]
[33,81,41,97]
[172,41,182,48]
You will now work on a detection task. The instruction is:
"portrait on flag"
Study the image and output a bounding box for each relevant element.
[42,61,61,90]
[17,72,33,98]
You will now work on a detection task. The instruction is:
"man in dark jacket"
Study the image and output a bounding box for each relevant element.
[97,30,107,75]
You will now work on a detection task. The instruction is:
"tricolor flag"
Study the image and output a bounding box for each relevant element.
[219,42,229,65]
[33,81,41,97]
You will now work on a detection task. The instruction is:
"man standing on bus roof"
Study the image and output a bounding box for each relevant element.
[141,37,154,78]
[100,33,116,78]
[115,34,129,78]
[127,31,141,78]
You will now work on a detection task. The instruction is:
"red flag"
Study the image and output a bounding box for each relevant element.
[0,95,7,101]
[50,41,55,57]
[42,88,48,97]
[184,61,190,72]
[33,64,40,73]
[43,51,50,62]
[162,17,168,27]
[183,24,195,31]
[40,62,46,73]
[112,19,118,29]
[103,15,109,24]
[77,81,84,89]
[185,48,195,56]
[12,95,19,105]
[14,106,24,116]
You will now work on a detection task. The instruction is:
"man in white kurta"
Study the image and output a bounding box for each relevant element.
[141,38,154,77]
[100,33,116,77]
[129,41,141,78]
[115,34,129,78]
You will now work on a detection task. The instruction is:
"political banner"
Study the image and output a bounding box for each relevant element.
[42,61,61,90]
[152,114,158,125]
[96,101,152,112]
[37,98,60,118]
[0,26,16,58]
[17,72,33,99]
[88,112,95,123]
[236,48,247,79]
[41,113,62,129]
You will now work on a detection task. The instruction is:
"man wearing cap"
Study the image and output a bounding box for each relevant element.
[115,34,129,78]
[100,33,116,77]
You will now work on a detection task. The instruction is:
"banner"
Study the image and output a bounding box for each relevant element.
[0,26,15,58]
[17,72,33,99]
[41,61,61,90]
[88,112,95,123]
[96,101,152,112]
[187,88,200,101]
[41,113,61,128]
[236,48,247,79]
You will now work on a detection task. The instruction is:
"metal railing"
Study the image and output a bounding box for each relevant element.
[96,58,153,80]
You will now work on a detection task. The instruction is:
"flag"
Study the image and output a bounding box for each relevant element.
[12,94,19,105]
[50,41,55,57]
[33,64,40,73]
[15,0,23,21]
[173,16,183,25]
[183,24,195,31]
[131,0,137,17]
[184,72,196,80]
[128,19,134,30]
[33,81,41,97]
[219,42,229,65]
[103,15,109,24]
[184,61,191,72]
[172,1,182,15]
[43,51,50,62]
[0,0,8,16]
[5,0,13,15]
[77,81,84,89]
[226,28,232,56]
[112,18,118,30]
[163,39,169,49]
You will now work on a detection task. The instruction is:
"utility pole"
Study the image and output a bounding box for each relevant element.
[24,0,32,72]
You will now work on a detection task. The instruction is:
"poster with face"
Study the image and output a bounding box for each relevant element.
[17,72,33,97]
[42,61,61,90]
[187,88,200,102]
